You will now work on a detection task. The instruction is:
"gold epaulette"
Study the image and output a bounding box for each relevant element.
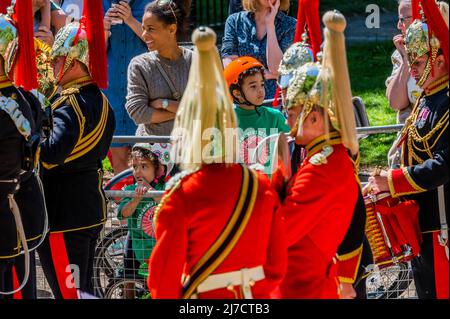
[305,131,341,165]
[60,87,80,96]
[309,145,334,166]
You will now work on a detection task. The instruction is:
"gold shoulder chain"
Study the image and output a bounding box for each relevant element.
[404,95,449,164]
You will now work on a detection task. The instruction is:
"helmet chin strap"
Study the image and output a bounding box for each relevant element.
[417,57,432,87]
[57,56,74,84]
[417,47,438,88]
[233,89,263,116]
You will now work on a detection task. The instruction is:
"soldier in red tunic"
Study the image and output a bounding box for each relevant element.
[147,27,287,299]
[278,31,369,300]
[277,10,361,299]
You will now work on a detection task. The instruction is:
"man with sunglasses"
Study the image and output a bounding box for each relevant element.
[386,0,422,131]
[385,0,448,168]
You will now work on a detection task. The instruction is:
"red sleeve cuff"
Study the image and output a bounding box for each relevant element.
[337,245,363,284]
[388,167,426,198]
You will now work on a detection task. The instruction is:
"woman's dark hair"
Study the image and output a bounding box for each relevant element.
[144,0,188,36]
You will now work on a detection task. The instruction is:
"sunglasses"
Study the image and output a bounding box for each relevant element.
[156,0,177,25]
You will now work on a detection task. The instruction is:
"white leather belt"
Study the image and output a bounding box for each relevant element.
[192,266,265,299]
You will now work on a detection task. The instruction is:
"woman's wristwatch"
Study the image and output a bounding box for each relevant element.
[162,99,169,110]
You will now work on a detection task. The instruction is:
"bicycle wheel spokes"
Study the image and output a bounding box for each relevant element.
[105,279,147,299]
[366,262,414,299]
[93,226,129,298]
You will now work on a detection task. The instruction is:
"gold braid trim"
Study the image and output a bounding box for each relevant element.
[424,75,449,96]
[350,152,361,186]
[337,244,363,262]
[387,169,397,197]
[401,82,449,166]
[402,167,426,193]
[43,93,85,170]
[43,90,108,170]
[409,110,449,143]
[406,110,448,164]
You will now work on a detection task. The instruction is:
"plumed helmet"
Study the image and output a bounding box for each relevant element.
[278,40,314,90]
[285,10,358,156]
[0,0,38,91]
[405,20,432,66]
[52,22,89,78]
[0,12,18,76]
[405,0,449,86]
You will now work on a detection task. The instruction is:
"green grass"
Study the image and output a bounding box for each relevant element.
[102,157,113,173]
[347,40,397,167]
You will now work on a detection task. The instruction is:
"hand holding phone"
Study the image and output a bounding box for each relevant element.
[111,0,131,25]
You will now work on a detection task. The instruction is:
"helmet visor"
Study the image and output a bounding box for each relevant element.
[278,72,294,90]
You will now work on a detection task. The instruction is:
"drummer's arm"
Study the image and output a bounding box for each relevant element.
[388,146,449,197]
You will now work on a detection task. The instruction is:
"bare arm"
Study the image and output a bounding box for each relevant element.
[265,25,283,76]
[386,62,411,111]
[39,1,52,30]
[51,7,70,33]
[386,36,411,111]
[104,9,113,45]
[120,197,142,218]
[265,0,283,76]
[114,1,145,41]
[120,181,151,218]
[124,16,145,41]
[150,109,176,124]
[151,99,180,114]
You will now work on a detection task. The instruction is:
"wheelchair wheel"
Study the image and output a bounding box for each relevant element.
[366,262,414,299]
[93,225,128,298]
[103,168,134,191]
[104,278,149,299]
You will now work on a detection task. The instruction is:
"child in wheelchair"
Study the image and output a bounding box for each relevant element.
[116,143,170,298]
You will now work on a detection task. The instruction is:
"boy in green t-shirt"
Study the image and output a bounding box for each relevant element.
[224,56,290,168]
[117,144,167,276]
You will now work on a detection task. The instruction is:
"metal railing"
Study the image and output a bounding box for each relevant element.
[106,123,404,199]
[105,190,164,199]
[111,124,404,145]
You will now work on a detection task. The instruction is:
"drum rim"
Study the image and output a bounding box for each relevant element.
[364,191,392,204]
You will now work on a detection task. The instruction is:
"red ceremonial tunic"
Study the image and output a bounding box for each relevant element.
[278,134,359,298]
[148,163,287,299]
